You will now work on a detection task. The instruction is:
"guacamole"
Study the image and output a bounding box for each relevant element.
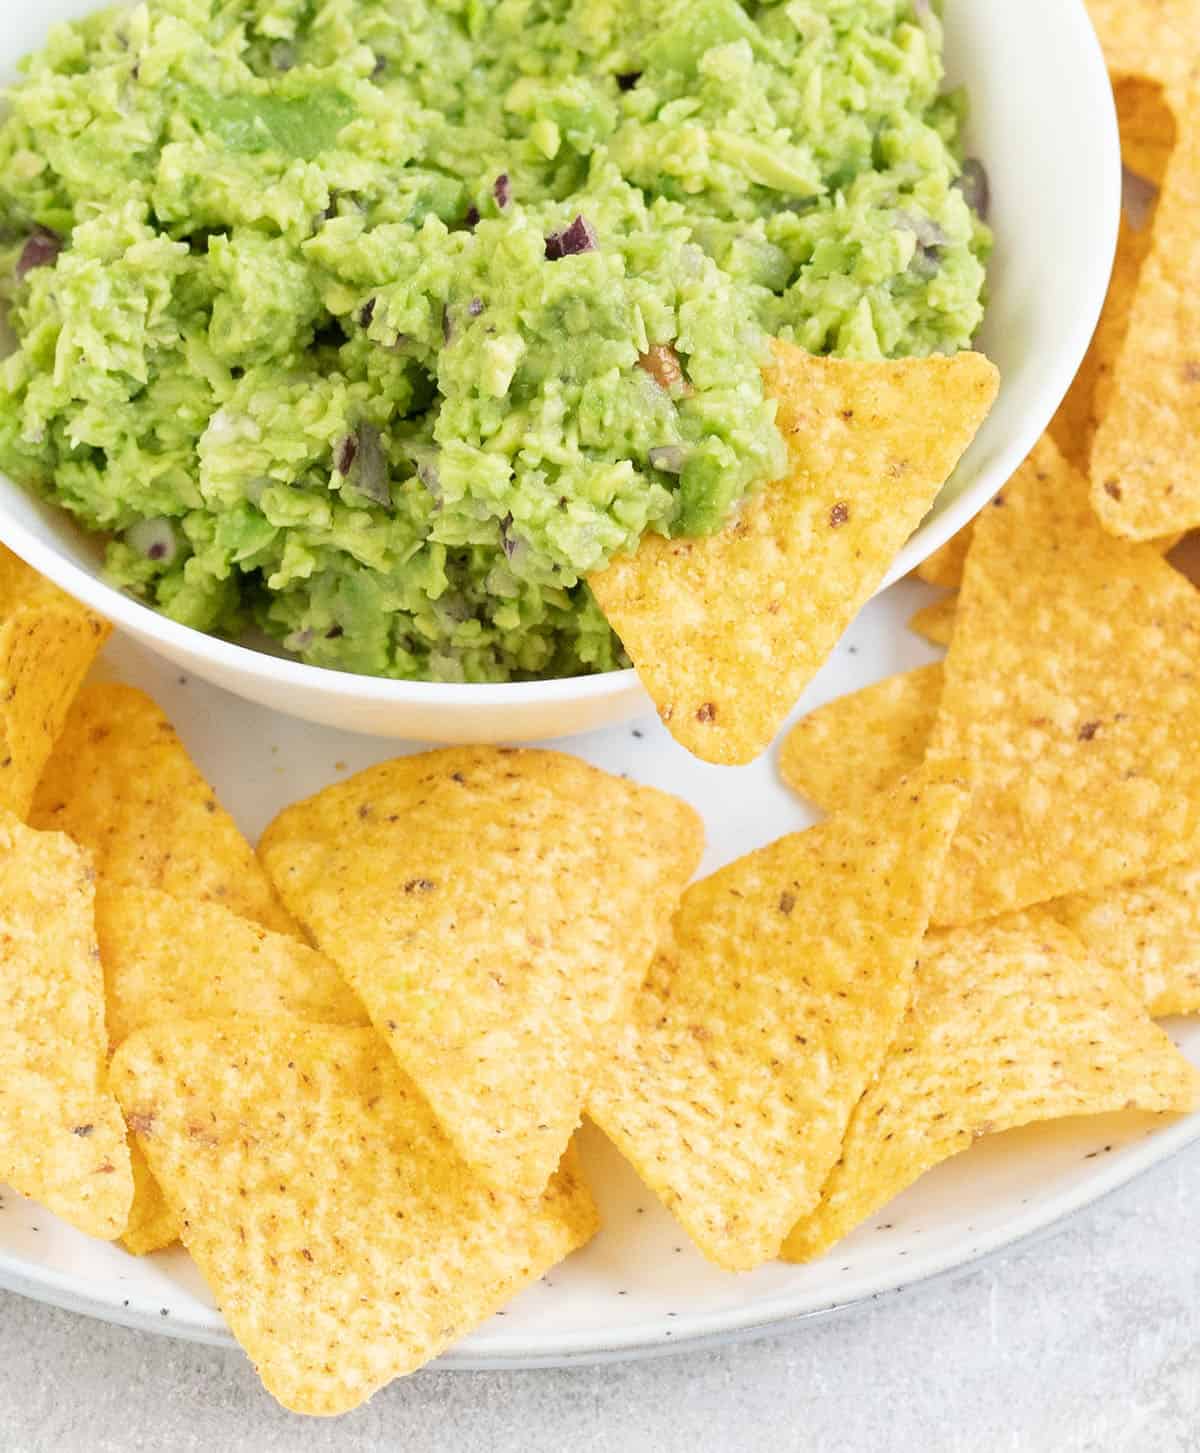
[0,0,988,682]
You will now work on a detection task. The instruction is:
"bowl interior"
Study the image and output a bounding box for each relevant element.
[0,0,1119,717]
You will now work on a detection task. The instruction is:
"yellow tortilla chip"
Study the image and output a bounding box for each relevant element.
[260,747,703,1197]
[914,524,974,589]
[778,664,941,816]
[586,763,968,1271]
[31,684,296,935]
[96,886,366,1049]
[0,813,131,1238]
[929,433,1200,925]
[907,595,957,647]
[1085,2,1200,99]
[784,910,1200,1261]
[112,1017,598,1416]
[1050,864,1200,1017]
[1090,93,1200,537]
[95,888,366,1255]
[0,546,111,820]
[781,660,1200,1019]
[590,342,998,764]
[1051,77,1177,476]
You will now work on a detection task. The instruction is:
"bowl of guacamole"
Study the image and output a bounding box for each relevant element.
[0,0,1118,736]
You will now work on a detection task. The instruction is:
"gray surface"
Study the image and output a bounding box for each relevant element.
[2,1147,1200,1452]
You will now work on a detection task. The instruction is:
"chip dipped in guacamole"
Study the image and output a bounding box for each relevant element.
[0,0,988,683]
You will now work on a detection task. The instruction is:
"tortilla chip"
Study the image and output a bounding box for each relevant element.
[96,886,366,1050]
[590,342,998,764]
[586,763,968,1271]
[929,433,1200,925]
[778,664,941,816]
[0,812,131,1238]
[120,1143,179,1256]
[0,547,110,820]
[1051,77,1177,477]
[31,684,296,935]
[259,747,703,1197]
[1050,864,1200,1017]
[1085,2,1200,98]
[907,595,957,647]
[112,1018,597,1415]
[914,524,974,589]
[784,910,1200,1261]
[1090,93,1200,537]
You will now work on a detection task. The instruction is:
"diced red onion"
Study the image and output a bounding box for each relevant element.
[493,173,511,209]
[16,226,62,281]
[407,445,441,500]
[545,215,597,261]
[1121,164,1159,231]
[468,296,485,317]
[616,72,641,91]
[358,297,376,328]
[648,445,687,474]
[350,422,390,506]
[956,158,990,220]
[125,517,178,565]
[335,434,357,476]
[463,204,480,229]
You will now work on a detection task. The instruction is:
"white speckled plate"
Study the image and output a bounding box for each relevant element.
[2,575,1199,1367]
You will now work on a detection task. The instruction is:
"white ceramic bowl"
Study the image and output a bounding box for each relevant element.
[0,0,1119,743]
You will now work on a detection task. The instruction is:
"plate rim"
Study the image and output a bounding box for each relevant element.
[2,1100,1196,1369]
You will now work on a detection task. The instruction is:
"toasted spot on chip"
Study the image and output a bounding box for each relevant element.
[259,747,703,1197]
[111,1018,598,1415]
[1050,863,1200,1018]
[907,595,957,648]
[96,886,366,1050]
[589,342,997,765]
[0,546,110,820]
[586,764,968,1271]
[1090,88,1200,537]
[928,433,1200,925]
[0,813,131,1238]
[784,910,1200,1261]
[30,684,296,935]
[779,665,942,816]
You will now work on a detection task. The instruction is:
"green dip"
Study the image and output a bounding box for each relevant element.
[0,0,988,682]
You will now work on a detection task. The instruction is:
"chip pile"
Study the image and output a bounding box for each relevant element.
[2,11,1200,1413]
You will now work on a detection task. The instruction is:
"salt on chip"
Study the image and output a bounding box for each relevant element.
[778,665,941,816]
[0,545,110,820]
[928,433,1200,926]
[1090,90,1200,538]
[31,684,297,935]
[589,341,998,764]
[0,812,131,1238]
[784,910,1200,1262]
[259,746,703,1197]
[907,596,957,648]
[112,1017,598,1415]
[586,763,968,1272]
[95,886,366,1049]
[1050,865,1200,1017]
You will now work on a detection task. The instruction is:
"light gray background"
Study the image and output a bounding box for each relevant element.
[1,1143,1198,1453]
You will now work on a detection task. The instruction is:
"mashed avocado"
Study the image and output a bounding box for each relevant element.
[0,0,988,682]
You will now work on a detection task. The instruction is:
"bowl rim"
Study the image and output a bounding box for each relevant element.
[0,0,1120,710]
